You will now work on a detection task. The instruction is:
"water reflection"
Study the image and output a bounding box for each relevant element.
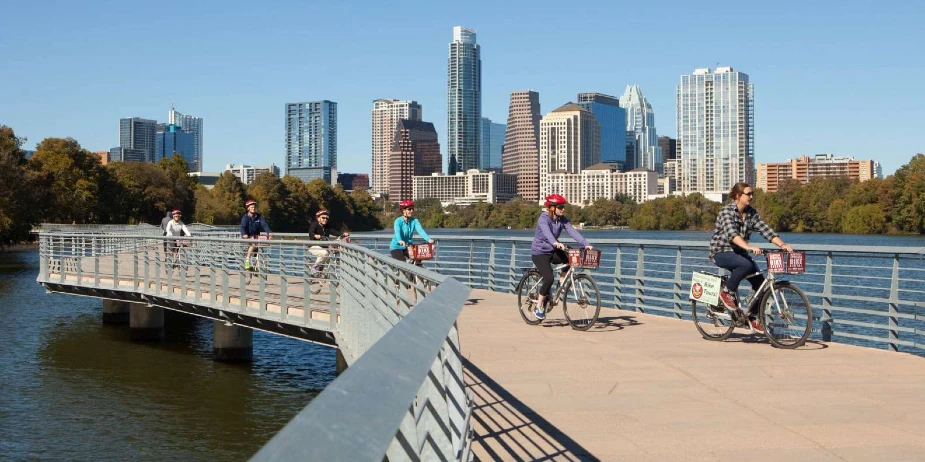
[0,250,335,461]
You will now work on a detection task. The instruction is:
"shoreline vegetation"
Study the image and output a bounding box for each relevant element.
[2,124,923,248]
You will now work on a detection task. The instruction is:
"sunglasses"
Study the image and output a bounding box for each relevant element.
[403,208,414,211]
[744,192,754,197]
[555,205,565,210]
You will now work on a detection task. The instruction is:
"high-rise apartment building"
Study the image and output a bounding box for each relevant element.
[285,100,337,184]
[539,103,601,201]
[677,67,754,194]
[168,107,203,172]
[371,99,422,194]
[116,117,157,163]
[501,90,541,202]
[389,120,442,201]
[479,117,505,171]
[756,154,882,192]
[620,85,662,174]
[658,136,677,161]
[577,92,626,165]
[446,26,481,174]
[225,163,280,185]
[155,124,196,171]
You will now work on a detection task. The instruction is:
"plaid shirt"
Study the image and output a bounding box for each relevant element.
[709,203,778,257]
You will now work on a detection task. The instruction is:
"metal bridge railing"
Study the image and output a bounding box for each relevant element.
[355,235,925,353]
[35,226,475,462]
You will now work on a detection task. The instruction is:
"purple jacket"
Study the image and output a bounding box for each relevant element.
[531,211,590,255]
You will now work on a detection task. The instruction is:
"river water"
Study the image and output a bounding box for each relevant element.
[1,230,923,461]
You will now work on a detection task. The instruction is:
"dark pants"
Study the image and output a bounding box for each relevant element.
[713,251,764,295]
[532,249,569,297]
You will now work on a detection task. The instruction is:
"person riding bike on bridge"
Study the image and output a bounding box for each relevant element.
[389,200,433,263]
[308,209,349,273]
[710,182,792,332]
[240,199,273,270]
[531,194,593,320]
[164,209,192,263]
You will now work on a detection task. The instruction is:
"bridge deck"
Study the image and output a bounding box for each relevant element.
[459,289,925,461]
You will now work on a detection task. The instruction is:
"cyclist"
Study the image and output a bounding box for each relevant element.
[240,199,272,270]
[389,200,433,263]
[164,209,191,264]
[531,194,593,320]
[710,182,792,332]
[308,209,349,273]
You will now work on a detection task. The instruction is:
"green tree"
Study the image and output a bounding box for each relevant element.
[0,126,40,246]
[106,161,173,224]
[347,188,381,231]
[157,154,198,218]
[196,172,246,225]
[841,204,887,234]
[247,172,289,230]
[890,153,925,233]
[28,137,108,223]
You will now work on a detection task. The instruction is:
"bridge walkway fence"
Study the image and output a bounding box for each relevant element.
[354,235,925,354]
[36,225,475,462]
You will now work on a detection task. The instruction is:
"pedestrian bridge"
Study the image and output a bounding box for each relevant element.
[35,225,925,461]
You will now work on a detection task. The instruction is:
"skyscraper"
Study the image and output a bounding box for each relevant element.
[658,136,677,161]
[371,99,422,195]
[677,67,754,194]
[155,124,196,170]
[502,91,542,202]
[446,26,481,174]
[168,107,203,172]
[117,117,157,163]
[389,120,442,201]
[285,100,337,184]
[479,117,505,171]
[577,93,626,165]
[539,103,601,200]
[620,85,662,173]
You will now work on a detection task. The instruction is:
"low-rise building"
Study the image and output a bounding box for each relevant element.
[412,169,516,206]
[756,154,882,192]
[544,164,659,205]
[225,163,280,185]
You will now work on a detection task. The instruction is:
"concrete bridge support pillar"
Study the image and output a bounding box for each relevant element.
[213,321,253,362]
[130,303,164,341]
[102,299,130,324]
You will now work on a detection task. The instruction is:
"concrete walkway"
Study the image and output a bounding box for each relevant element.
[459,289,925,462]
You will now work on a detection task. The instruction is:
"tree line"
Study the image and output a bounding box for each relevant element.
[0,126,381,247]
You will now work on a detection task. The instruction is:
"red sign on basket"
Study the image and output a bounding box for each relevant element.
[567,249,583,267]
[566,249,601,269]
[766,251,806,274]
[408,243,434,261]
[787,252,806,273]
[766,252,785,273]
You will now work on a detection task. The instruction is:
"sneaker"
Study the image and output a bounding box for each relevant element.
[719,290,738,310]
[749,317,765,333]
[243,260,251,270]
[533,305,546,320]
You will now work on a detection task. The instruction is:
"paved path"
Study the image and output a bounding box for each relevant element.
[459,289,925,461]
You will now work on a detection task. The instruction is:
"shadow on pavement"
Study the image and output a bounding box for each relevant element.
[464,359,600,462]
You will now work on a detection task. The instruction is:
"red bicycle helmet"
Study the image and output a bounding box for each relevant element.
[171,209,181,216]
[399,200,415,210]
[315,209,330,217]
[245,199,257,208]
[544,194,567,207]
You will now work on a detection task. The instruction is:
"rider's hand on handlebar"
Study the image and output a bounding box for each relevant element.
[399,240,407,247]
[749,246,763,255]
[242,235,249,239]
[554,242,566,250]
[781,243,794,253]
[585,245,594,250]
[428,239,434,244]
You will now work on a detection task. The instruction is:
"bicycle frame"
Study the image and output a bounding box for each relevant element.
[528,264,581,308]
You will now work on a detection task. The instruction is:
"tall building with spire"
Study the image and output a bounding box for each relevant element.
[371,99,422,195]
[501,91,542,202]
[619,85,662,173]
[168,107,203,172]
[446,26,481,174]
[677,67,754,194]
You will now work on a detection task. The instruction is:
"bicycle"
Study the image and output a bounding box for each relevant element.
[167,239,191,271]
[243,235,271,285]
[515,248,602,331]
[309,234,350,295]
[690,251,813,349]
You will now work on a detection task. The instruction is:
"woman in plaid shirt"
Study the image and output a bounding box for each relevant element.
[711,183,792,330]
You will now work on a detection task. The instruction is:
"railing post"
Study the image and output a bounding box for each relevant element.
[635,246,645,313]
[673,247,682,318]
[488,240,496,292]
[468,241,475,288]
[888,254,900,352]
[508,241,517,293]
[821,252,834,342]
[613,245,623,309]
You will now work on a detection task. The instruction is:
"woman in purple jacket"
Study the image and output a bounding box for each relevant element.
[531,194,593,320]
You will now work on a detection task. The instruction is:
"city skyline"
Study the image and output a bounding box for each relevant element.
[2,1,922,178]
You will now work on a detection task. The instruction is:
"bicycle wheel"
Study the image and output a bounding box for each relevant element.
[516,271,543,325]
[310,267,327,295]
[760,282,812,349]
[562,274,601,331]
[246,254,259,285]
[691,300,735,341]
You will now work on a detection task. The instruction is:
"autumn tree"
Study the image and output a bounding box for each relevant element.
[0,126,40,245]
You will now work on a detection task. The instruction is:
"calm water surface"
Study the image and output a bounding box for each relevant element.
[0,250,335,461]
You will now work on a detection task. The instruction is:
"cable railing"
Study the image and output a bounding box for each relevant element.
[354,235,925,353]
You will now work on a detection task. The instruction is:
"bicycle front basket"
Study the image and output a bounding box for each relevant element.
[567,249,601,269]
[408,243,434,261]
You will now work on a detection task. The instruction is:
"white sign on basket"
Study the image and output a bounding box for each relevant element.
[689,272,722,307]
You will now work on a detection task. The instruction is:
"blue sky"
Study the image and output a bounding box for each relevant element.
[1,0,922,176]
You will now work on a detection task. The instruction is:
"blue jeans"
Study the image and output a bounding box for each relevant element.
[713,251,764,295]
